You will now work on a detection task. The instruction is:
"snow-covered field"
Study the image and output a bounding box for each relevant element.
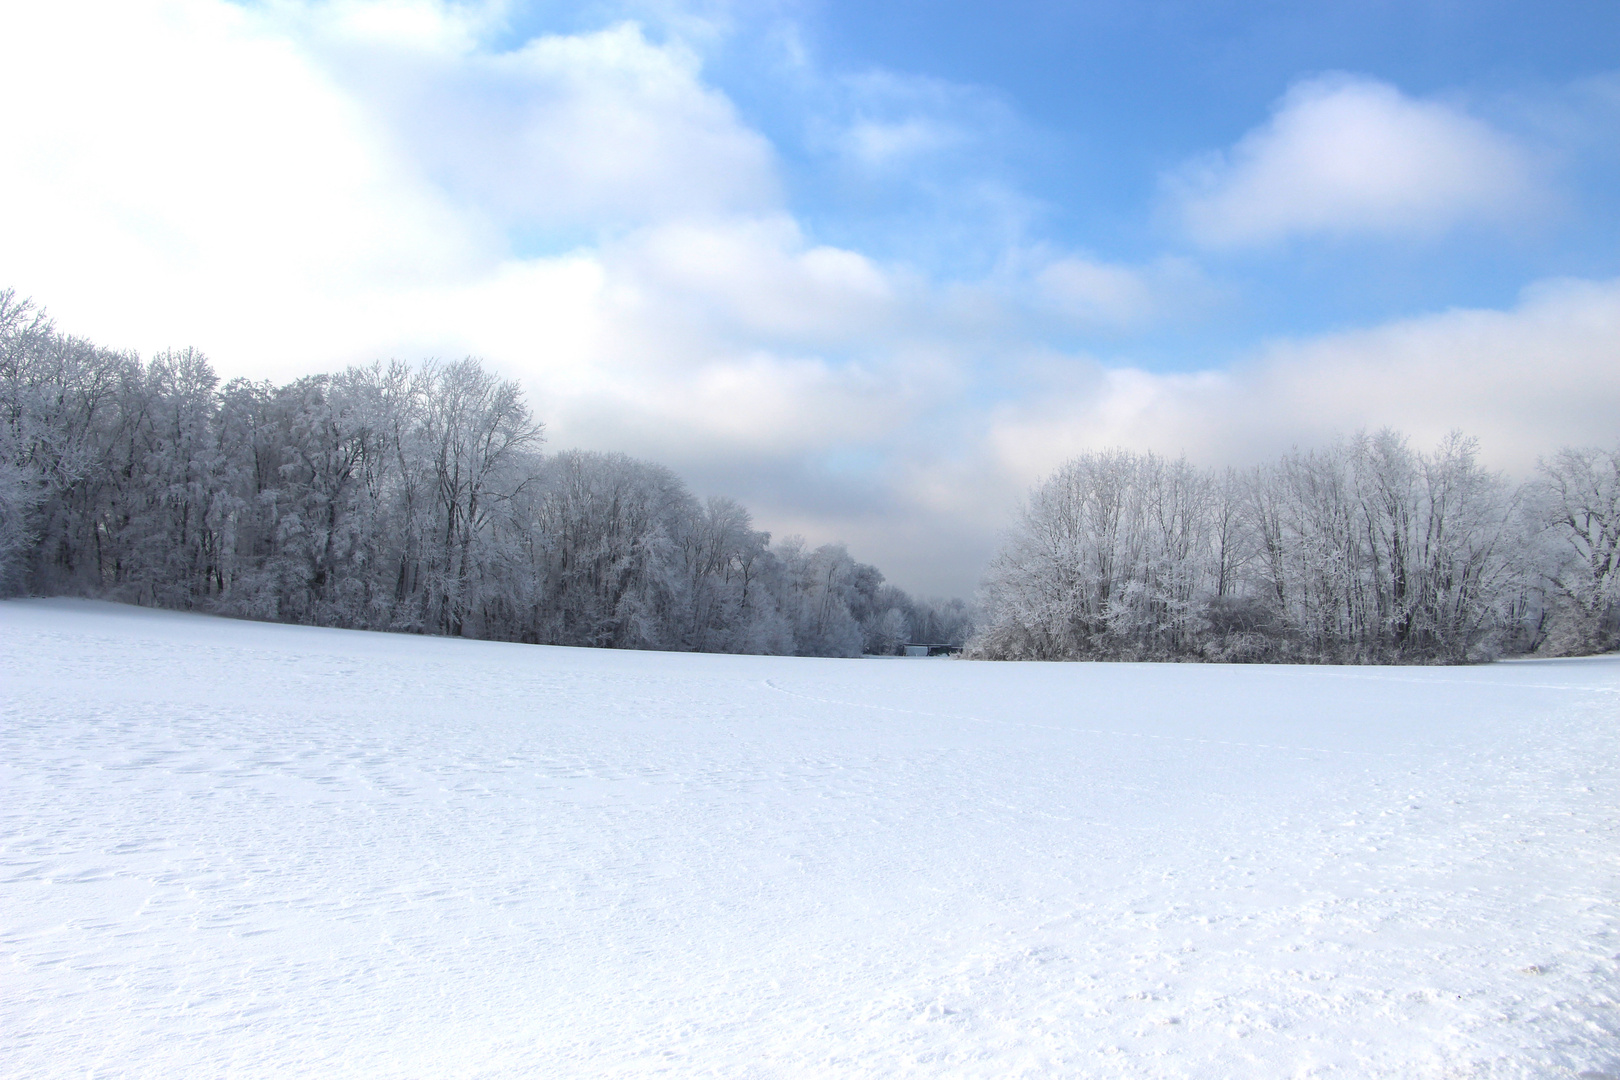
[2,600,1617,1078]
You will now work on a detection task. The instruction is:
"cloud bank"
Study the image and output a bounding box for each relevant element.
[986,277,1620,483]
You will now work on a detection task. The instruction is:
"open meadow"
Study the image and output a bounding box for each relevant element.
[3,598,1617,1077]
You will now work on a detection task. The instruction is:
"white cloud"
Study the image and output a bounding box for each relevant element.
[805,67,1023,185]
[842,117,963,169]
[1035,258,1154,328]
[303,18,781,230]
[1170,74,1538,246]
[0,0,781,374]
[1030,254,1217,331]
[604,216,898,347]
[0,0,486,359]
[982,275,1620,489]
[1244,275,1620,465]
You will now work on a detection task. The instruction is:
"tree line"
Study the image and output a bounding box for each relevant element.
[0,290,971,656]
[971,434,1619,663]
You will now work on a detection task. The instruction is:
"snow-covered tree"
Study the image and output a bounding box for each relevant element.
[974,434,1527,663]
[1527,443,1620,654]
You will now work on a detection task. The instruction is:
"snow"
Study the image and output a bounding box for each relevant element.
[3,599,1618,1078]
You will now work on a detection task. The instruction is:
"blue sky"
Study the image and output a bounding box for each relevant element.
[2,0,1617,594]
[721,0,1620,348]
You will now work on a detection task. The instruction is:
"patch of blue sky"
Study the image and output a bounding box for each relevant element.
[792,0,1620,144]
[505,223,606,262]
[675,1,1620,372]
[452,1,1620,318]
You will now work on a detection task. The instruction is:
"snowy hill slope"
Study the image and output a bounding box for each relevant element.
[2,599,1617,1078]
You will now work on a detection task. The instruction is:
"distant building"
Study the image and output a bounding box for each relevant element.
[902,643,963,657]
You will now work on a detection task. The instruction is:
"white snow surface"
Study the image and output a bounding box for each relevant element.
[3,599,1618,1078]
